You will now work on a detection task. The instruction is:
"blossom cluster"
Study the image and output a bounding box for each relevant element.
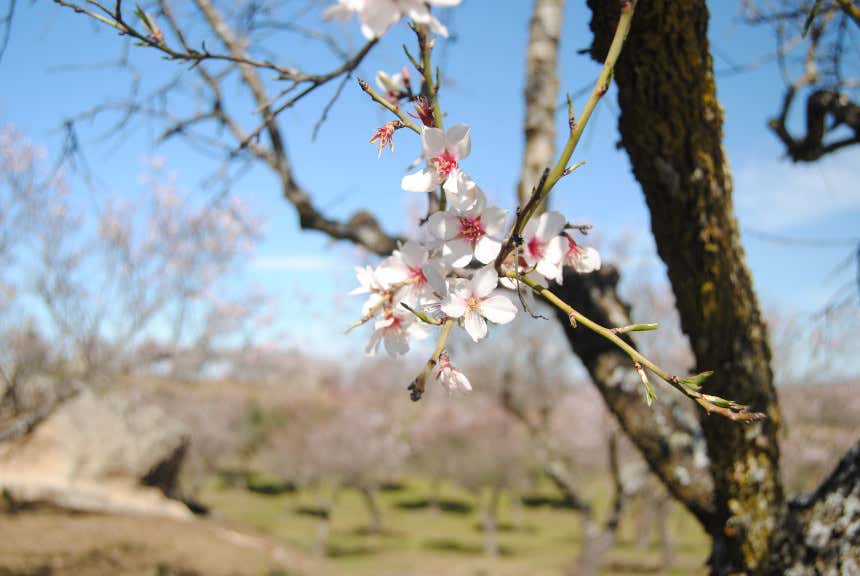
[350,116,601,394]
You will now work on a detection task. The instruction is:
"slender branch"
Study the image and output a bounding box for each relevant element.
[496,0,637,269]
[835,0,860,27]
[414,24,444,130]
[506,271,766,422]
[358,79,422,134]
[407,318,454,401]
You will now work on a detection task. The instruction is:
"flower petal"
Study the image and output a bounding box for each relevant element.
[446,124,471,160]
[358,0,400,39]
[480,295,517,325]
[443,170,481,214]
[400,240,427,268]
[422,259,448,295]
[481,205,508,236]
[570,245,602,273]
[474,235,501,264]
[401,167,438,192]
[440,291,467,318]
[463,309,487,342]
[421,127,446,158]
[443,238,473,268]
[384,331,409,356]
[536,258,563,283]
[536,210,566,240]
[471,265,499,297]
[427,211,460,240]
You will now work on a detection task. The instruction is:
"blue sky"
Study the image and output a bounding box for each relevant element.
[1,1,858,360]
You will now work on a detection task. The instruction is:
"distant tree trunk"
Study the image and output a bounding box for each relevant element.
[571,433,626,576]
[359,486,383,534]
[587,1,859,573]
[518,0,565,208]
[312,491,335,557]
[428,476,442,512]
[482,485,502,558]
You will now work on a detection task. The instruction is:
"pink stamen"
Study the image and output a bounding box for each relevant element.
[430,149,458,180]
[409,266,427,286]
[458,216,485,245]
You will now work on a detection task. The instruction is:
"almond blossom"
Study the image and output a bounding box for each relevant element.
[401,124,471,193]
[434,350,471,392]
[323,0,461,40]
[441,266,517,342]
[375,240,447,305]
[376,69,409,104]
[426,189,507,268]
[521,211,567,283]
[350,264,388,317]
[365,304,429,356]
[560,235,602,275]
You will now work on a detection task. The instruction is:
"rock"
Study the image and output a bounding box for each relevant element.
[0,387,192,519]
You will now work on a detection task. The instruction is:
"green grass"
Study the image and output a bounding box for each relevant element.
[200,475,710,576]
[0,474,709,575]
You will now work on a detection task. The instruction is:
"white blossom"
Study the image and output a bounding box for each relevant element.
[375,240,447,305]
[521,211,567,283]
[434,351,471,393]
[401,124,471,193]
[441,266,517,342]
[365,304,428,356]
[426,186,508,268]
[547,235,602,281]
[323,0,461,40]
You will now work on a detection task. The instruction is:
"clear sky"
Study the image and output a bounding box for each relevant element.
[1,1,858,361]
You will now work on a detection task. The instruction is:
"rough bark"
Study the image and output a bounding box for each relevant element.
[773,439,860,574]
[586,1,826,573]
[518,0,565,208]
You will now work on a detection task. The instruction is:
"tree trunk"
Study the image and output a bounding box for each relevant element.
[585,1,856,573]
[571,432,626,576]
[482,485,502,558]
[518,0,565,208]
[312,491,335,557]
[587,2,783,572]
[359,486,383,534]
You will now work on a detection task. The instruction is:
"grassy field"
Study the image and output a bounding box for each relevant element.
[0,475,709,575]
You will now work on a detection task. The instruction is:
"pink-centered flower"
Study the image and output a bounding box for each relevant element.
[323,0,461,40]
[401,124,471,193]
[365,304,428,356]
[376,241,447,305]
[435,350,471,393]
[521,211,567,283]
[441,266,517,342]
[426,186,507,268]
[563,236,602,275]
